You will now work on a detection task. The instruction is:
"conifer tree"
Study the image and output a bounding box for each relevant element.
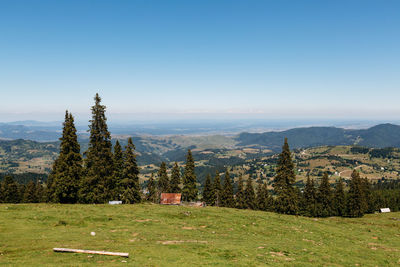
[169,162,181,193]
[244,175,256,209]
[361,178,374,213]
[80,93,114,203]
[347,170,367,217]
[52,111,83,203]
[113,140,124,199]
[302,174,317,217]
[46,159,58,202]
[158,162,170,193]
[273,138,298,215]
[212,171,221,206]
[202,174,214,205]
[256,183,272,211]
[235,175,246,209]
[121,138,141,204]
[1,175,20,203]
[333,178,346,216]
[221,169,234,207]
[36,181,45,203]
[182,150,198,201]
[146,173,157,203]
[23,181,38,203]
[316,172,333,217]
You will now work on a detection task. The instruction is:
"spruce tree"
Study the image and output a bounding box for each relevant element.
[273,138,298,215]
[202,174,214,205]
[158,162,170,193]
[113,140,124,199]
[169,162,181,193]
[333,177,346,216]
[244,175,256,209]
[52,111,83,203]
[36,181,45,203]
[121,138,141,204]
[80,93,114,203]
[256,183,272,211]
[361,178,374,213]
[23,181,38,203]
[347,170,367,217]
[46,159,58,202]
[316,172,333,217]
[146,173,157,203]
[302,174,317,217]
[1,175,20,203]
[182,150,198,201]
[235,175,246,209]
[221,169,234,208]
[212,171,221,206]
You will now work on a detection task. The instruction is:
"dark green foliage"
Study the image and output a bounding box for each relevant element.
[158,162,169,193]
[235,175,246,209]
[361,178,374,213]
[36,182,46,203]
[273,138,299,215]
[23,181,37,203]
[347,170,367,217]
[333,178,346,216]
[121,138,141,204]
[1,175,20,203]
[244,176,256,209]
[221,169,234,208]
[316,173,333,217]
[256,183,272,211]
[202,174,214,205]
[51,111,83,203]
[146,173,157,203]
[302,174,317,217]
[112,140,124,199]
[212,171,221,206]
[80,94,114,203]
[169,162,181,193]
[182,150,198,201]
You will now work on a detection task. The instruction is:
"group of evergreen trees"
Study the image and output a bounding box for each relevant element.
[0,176,46,203]
[146,150,198,202]
[47,94,141,204]
[202,170,273,211]
[1,94,399,218]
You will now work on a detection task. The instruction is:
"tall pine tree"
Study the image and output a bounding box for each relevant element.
[244,175,256,209]
[1,176,20,203]
[273,138,298,215]
[80,94,114,203]
[146,173,157,203]
[182,150,198,201]
[23,181,38,203]
[212,171,221,206]
[121,138,141,204]
[169,162,181,193]
[112,140,124,200]
[235,175,246,209]
[333,177,346,216]
[158,162,170,193]
[221,169,234,208]
[347,170,367,217]
[52,111,83,203]
[316,172,333,217]
[302,174,317,217]
[202,174,214,205]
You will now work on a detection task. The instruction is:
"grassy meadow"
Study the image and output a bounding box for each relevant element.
[0,204,399,266]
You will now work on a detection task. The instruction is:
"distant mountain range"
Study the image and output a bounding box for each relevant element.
[237,123,400,151]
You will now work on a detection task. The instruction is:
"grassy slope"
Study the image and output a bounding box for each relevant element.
[0,204,399,266]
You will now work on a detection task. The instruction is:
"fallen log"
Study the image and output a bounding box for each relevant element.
[53,248,129,258]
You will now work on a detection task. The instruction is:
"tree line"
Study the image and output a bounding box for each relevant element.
[1,94,399,218]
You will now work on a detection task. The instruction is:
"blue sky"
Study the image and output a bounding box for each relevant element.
[0,0,399,122]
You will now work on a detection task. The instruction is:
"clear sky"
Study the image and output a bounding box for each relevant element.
[0,0,399,122]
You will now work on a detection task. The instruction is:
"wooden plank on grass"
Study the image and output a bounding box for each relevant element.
[53,248,129,257]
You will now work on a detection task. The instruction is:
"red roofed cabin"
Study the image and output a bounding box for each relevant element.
[160,193,182,205]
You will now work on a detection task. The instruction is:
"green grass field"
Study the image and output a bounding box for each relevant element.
[0,204,399,266]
